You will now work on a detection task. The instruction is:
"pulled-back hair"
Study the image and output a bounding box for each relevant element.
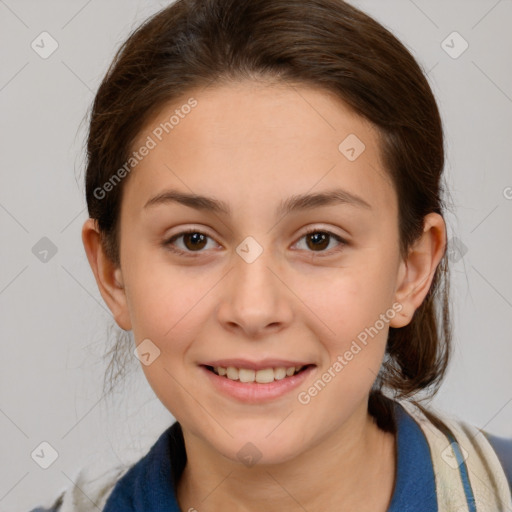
[84,0,452,429]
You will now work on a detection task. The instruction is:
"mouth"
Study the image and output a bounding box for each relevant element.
[202,364,314,383]
[199,363,317,403]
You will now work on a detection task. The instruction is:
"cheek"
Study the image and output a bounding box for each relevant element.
[123,251,211,345]
[293,269,393,419]
[298,261,396,342]
[293,260,396,406]
[124,258,214,416]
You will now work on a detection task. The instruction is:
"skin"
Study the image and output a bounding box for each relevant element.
[82,79,446,511]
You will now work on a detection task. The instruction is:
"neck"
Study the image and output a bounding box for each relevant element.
[176,403,396,512]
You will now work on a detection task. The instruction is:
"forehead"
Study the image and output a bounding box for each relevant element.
[124,80,395,218]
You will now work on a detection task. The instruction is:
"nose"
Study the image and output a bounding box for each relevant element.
[216,241,294,339]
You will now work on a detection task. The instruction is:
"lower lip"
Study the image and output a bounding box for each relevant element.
[200,365,316,403]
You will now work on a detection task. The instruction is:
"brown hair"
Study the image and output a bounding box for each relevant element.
[84,0,452,429]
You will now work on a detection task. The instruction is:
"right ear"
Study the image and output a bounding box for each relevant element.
[81,218,132,331]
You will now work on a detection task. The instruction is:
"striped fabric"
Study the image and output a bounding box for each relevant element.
[29,399,512,512]
[399,400,512,512]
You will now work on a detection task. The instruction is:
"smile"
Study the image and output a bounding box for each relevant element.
[206,365,307,383]
[200,364,316,403]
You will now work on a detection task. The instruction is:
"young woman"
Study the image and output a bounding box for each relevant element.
[31,0,512,510]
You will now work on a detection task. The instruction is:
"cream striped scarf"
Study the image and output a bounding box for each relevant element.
[400,400,512,512]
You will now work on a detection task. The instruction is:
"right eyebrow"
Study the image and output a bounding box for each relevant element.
[144,189,231,214]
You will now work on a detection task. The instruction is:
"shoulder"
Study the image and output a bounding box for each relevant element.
[484,432,512,489]
[28,459,133,512]
[396,399,512,507]
[29,423,184,512]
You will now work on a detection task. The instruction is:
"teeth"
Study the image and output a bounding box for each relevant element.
[213,365,305,383]
[226,367,239,380]
[239,368,255,382]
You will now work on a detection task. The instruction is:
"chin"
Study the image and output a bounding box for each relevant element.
[214,431,303,468]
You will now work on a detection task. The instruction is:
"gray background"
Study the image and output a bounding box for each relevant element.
[0,0,511,510]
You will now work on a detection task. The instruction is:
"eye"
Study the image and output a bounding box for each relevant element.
[163,228,219,255]
[293,228,346,255]
[162,227,347,257]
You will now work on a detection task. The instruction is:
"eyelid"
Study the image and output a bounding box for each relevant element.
[163,225,348,256]
[163,226,220,255]
[292,226,348,255]
[298,225,348,241]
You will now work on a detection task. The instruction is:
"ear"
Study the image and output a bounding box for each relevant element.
[390,212,447,328]
[81,218,132,331]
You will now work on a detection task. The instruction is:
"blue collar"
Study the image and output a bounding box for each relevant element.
[387,401,437,511]
[104,400,437,511]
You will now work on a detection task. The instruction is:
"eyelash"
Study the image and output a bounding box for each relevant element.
[162,227,347,257]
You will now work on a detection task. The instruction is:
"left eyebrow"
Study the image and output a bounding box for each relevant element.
[143,187,372,216]
[277,188,372,217]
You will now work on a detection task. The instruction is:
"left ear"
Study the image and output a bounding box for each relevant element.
[390,212,447,328]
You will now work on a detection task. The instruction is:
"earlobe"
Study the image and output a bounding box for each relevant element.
[81,218,132,331]
[390,213,446,328]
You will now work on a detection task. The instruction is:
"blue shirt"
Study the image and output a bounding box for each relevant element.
[30,400,512,511]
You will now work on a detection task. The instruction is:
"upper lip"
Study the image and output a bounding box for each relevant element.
[201,359,315,371]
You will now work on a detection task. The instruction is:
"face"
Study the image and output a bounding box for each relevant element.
[99,80,412,464]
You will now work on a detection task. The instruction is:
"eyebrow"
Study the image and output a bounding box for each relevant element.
[143,187,372,216]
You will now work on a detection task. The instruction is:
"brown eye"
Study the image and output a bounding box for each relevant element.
[305,232,330,251]
[182,232,207,251]
[163,229,217,255]
[295,229,346,255]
